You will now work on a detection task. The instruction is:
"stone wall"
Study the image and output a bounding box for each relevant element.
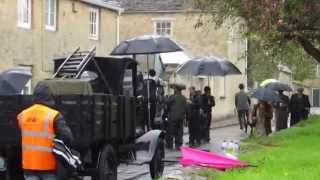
[0,0,118,85]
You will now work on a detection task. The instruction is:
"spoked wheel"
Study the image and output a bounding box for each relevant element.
[149,139,165,179]
[96,145,117,180]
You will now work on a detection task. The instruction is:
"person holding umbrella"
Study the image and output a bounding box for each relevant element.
[274,90,290,131]
[250,87,281,136]
[142,69,157,129]
[111,35,183,131]
[165,84,187,150]
[200,86,215,143]
[175,56,241,143]
[186,87,202,147]
[251,100,273,136]
[263,81,292,131]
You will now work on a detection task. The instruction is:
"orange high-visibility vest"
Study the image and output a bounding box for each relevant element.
[17,104,59,171]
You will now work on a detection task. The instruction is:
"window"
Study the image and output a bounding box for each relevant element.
[89,8,99,40]
[316,64,320,78]
[312,88,320,107]
[21,80,32,95]
[17,0,31,29]
[18,66,32,94]
[45,0,57,31]
[155,21,172,36]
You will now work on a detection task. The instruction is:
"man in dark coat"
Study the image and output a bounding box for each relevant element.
[186,87,202,147]
[143,69,157,129]
[166,86,187,150]
[289,88,311,126]
[200,86,215,143]
[275,90,290,131]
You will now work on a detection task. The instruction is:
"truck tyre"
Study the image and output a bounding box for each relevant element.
[97,145,117,180]
[149,139,164,179]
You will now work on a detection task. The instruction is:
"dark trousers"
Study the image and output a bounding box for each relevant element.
[166,119,183,149]
[291,111,308,126]
[265,118,272,135]
[188,110,201,145]
[144,100,156,130]
[237,110,249,132]
[275,109,288,131]
[202,111,212,142]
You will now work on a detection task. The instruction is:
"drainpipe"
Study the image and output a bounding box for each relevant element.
[116,9,123,45]
[245,38,248,90]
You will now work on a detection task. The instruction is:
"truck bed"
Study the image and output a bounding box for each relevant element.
[0,94,136,149]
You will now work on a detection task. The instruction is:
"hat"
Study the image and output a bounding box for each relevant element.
[297,87,304,92]
[169,83,186,90]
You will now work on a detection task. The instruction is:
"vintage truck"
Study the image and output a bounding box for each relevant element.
[0,48,165,180]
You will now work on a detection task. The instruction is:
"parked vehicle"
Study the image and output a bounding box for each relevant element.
[0,48,165,180]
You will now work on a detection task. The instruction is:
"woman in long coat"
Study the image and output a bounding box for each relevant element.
[252,100,273,136]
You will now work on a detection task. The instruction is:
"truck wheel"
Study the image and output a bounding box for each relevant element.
[97,145,117,180]
[149,139,164,179]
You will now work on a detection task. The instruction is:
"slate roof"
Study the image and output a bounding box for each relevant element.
[80,0,195,12]
[80,0,123,11]
[110,0,192,12]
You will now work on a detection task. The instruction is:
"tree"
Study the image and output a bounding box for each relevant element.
[247,37,316,86]
[193,0,320,63]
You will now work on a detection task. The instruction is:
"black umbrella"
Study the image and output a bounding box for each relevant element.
[110,35,183,130]
[0,67,32,95]
[249,87,282,102]
[176,56,241,76]
[265,82,292,92]
[110,35,183,55]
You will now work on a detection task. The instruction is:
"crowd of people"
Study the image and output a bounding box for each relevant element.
[235,84,311,137]
[164,85,215,150]
[163,82,311,150]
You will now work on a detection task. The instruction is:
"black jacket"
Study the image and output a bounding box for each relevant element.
[201,94,215,112]
[32,82,74,146]
[289,93,310,114]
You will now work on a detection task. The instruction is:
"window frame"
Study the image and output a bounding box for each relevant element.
[44,0,57,31]
[89,7,100,40]
[153,19,173,37]
[17,0,32,29]
[312,88,320,107]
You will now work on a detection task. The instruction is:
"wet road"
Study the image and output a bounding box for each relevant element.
[118,125,247,180]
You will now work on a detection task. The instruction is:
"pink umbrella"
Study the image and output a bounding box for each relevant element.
[179,146,248,171]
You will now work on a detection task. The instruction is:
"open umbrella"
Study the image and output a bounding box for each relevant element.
[176,56,241,76]
[180,147,248,171]
[265,82,292,92]
[0,67,32,95]
[260,79,279,87]
[110,35,183,55]
[249,87,282,102]
[110,35,183,130]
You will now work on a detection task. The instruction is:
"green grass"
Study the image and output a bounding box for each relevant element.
[199,116,320,180]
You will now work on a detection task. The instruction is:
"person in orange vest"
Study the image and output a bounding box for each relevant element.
[17,82,73,180]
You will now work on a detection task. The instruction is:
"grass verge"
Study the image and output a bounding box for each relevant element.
[199,116,320,180]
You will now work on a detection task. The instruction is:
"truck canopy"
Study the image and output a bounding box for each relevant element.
[40,79,93,95]
[54,56,137,96]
